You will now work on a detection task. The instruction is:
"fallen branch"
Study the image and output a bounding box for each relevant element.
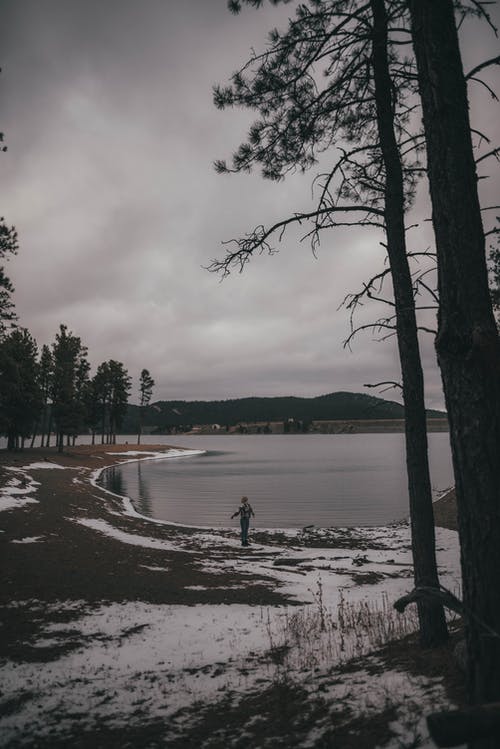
[394,586,500,640]
[394,586,464,616]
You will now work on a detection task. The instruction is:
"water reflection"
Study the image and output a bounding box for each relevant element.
[96,434,454,529]
[103,466,128,500]
[99,461,153,517]
[136,462,153,517]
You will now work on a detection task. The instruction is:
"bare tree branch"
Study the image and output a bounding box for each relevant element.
[417,325,437,335]
[476,147,500,165]
[208,204,384,277]
[465,54,500,81]
[343,319,397,350]
[364,380,403,391]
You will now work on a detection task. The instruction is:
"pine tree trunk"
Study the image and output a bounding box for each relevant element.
[409,0,500,726]
[40,402,47,447]
[45,410,52,448]
[370,0,448,647]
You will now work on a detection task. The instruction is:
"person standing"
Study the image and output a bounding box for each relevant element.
[231,496,255,546]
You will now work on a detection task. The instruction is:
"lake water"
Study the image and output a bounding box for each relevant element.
[98,433,454,528]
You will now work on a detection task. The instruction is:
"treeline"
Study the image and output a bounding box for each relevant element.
[0,323,154,451]
[121,391,445,433]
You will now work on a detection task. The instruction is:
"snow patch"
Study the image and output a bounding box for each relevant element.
[75,517,181,551]
[20,462,67,470]
[11,536,44,544]
[0,472,39,512]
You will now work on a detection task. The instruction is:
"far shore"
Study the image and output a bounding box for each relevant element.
[128,417,450,436]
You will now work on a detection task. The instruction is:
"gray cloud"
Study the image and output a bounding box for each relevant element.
[1,0,499,408]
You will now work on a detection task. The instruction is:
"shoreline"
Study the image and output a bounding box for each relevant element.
[0,442,463,748]
[1,439,459,539]
[0,441,343,606]
[134,417,450,436]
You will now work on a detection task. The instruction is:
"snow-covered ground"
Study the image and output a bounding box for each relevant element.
[0,453,463,747]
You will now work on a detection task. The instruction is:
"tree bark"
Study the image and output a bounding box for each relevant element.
[370,0,448,646]
[409,0,500,727]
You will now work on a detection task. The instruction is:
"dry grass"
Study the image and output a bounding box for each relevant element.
[263,580,423,678]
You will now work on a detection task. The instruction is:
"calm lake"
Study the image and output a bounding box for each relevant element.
[98,433,454,528]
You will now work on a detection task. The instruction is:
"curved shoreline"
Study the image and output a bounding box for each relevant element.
[0,442,463,749]
[90,446,219,531]
[0,442,300,607]
[96,438,457,534]
[1,440,458,534]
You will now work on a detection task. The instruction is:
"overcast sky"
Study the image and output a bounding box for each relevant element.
[2,1,499,407]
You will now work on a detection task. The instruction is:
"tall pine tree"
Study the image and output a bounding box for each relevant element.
[409,0,500,723]
[0,329,42,449]
[211,0,447,646]
[51,325,89,452]
[137,369,155,444]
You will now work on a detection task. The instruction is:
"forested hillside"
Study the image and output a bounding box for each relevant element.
[121,391,445,433]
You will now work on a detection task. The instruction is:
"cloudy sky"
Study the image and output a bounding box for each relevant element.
[2,1,499,406]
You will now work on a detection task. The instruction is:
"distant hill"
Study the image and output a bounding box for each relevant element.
[121,391,445,433]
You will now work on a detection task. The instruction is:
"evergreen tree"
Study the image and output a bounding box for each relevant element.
[92,361,113,444]
[84,374,103,445]
[489,227,500,321]
[92,360,131,443]
[30,344,53,447]
[0,218,18,338]
[107,360,131,443]
[0,328,42,449]
[70,354,91,446]
[137,368,155,444]
[39,344,54,446]
[1,101,18,337]
[370,0,447,645]
[50,324,89,452]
